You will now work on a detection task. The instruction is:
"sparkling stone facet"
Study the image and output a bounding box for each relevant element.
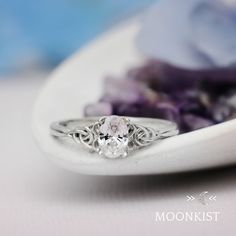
[98,116,129,158]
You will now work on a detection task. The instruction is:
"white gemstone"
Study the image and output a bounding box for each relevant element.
[98,116,129,158]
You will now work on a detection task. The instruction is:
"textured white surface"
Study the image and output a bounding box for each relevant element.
[0,74,236,235]
[32,18,236,175]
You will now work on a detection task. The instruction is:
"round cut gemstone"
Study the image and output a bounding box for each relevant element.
[98,116,129,158]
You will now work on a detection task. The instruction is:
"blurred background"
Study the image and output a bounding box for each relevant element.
[0,0,156,75]
[1,1,236,235]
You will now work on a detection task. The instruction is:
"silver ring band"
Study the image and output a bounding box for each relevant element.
[50,116,179,159]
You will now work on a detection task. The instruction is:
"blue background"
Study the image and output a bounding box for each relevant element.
[0,0,156,74]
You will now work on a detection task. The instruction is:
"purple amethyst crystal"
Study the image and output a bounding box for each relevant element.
[84,60,236,133]
[182,114,214,132]
[84,102,112,117]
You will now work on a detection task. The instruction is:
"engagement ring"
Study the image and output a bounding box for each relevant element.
[50,116,179,159]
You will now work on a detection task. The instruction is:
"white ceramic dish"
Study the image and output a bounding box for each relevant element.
[32,18,236,175]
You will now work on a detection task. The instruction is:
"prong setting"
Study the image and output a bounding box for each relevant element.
[97,116,129,159]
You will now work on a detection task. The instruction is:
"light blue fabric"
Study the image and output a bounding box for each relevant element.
[0,0,156,74]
